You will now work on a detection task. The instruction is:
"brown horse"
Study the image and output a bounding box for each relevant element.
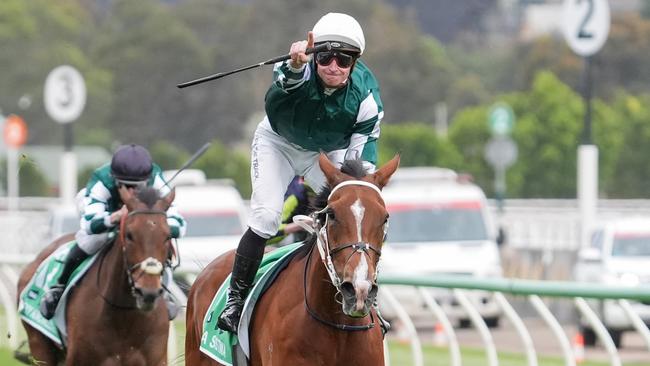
[17,186,175,365]
[186,153,399,365]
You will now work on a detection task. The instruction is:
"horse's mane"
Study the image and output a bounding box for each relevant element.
[296,159,369,258]
[136,187,161,208]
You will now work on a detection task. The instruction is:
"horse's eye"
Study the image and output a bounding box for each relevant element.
[327,209,336,221]
[126,232,134,241]
[384,214,390,224]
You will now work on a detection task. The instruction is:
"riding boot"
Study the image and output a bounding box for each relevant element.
[217,253,262,333]
[40,244,89,320]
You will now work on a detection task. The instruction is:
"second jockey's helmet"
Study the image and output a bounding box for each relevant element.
[111,144,153,186]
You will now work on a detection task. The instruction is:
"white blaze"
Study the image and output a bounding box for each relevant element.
[350,199,365,242]
[350,199,370,310]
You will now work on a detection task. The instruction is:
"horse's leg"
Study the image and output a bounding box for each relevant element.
[185,252,235,366]
[184,292,205,366]
[22,322,59,366]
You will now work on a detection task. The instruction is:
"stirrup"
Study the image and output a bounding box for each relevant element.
[40,284,65,320]
[217,304,243,333]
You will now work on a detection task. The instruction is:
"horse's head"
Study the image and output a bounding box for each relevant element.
[314,153,399,317]
[118,186,175,311]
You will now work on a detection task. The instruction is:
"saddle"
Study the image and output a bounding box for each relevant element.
[18,241,99,347]
[199,242,304,365]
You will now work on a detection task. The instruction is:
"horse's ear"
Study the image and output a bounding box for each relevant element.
[161,188,175,211]
[318,153,345,187]
[118,185,137,210]
[371,154,400,189]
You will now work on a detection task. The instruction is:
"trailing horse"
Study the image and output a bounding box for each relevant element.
[185,153,399,365]
[17,186,175,365]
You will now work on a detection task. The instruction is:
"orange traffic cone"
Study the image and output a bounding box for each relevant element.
[573,332,585,364]
[433,322,447,347]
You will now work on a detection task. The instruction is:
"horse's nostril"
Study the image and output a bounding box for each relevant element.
[340,281,355,299]
[369,284,378,299]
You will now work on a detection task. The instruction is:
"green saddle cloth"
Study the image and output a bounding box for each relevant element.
[18,240,99,346]
[199,242,304,365]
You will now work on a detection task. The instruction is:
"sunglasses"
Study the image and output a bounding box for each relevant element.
[315,51,357,68]
[117,180,147,190]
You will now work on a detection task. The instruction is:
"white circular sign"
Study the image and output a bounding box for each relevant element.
[562,0,610,57]
[44,65,87,124]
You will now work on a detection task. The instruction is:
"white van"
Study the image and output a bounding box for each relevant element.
[164,170,248,285]
[379,167,503,327]
[573,216,650,347]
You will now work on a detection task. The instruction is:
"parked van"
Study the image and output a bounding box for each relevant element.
[379,167,504,327]
[164,169,248,286]
[573,216,650,347]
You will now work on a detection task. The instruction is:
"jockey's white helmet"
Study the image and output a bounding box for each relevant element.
[312,13,365,55]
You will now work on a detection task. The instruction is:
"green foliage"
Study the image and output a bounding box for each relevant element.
[448,106,495,194]
[378,123,462,169]
[77,165,95,191]
[608,94,650,197]
[149,141,190,171]
[193,140,251,198]
[450,71,621,198]
[0,155,49,196]
[18,155,49,196]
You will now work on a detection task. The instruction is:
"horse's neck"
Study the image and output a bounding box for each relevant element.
[304,246,346,317]
[97,240,136,308]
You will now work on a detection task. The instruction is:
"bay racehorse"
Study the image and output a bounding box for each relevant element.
[185,153,399,365]
[17,186,175,365]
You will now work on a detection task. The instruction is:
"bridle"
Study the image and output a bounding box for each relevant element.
[300,180,386,288]
[111,209,170,302]
[295,179,388,331]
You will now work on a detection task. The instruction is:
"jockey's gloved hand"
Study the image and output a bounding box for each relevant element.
[110,206,128,224]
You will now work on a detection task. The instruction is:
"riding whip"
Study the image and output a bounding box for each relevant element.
[177,42,332,88]
[165,142,212,186]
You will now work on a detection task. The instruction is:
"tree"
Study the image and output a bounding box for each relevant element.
[149,141,190,171]
[449,71,622,198]
[0,0,112,146]
[378,123,462,169]
[193,140,251,198]
[608,93,650,197]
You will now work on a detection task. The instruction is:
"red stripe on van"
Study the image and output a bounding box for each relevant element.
[387,201,482,212]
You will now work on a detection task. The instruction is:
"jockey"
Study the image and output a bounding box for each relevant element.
[217,12,385,333]
[40,144,187,320]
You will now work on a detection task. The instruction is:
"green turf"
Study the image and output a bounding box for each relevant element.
[4,342,648,366]
[387,341,650,366]
[2,315,647,366]
[0,347,23,366]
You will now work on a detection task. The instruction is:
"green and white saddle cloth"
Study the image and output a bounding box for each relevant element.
[200,242,304,366]
[18,240,100,347]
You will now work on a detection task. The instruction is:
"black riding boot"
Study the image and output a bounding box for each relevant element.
[217,229,265,333]
[40,244,89,319]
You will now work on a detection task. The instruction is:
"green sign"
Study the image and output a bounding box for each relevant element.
[488,103,515,136]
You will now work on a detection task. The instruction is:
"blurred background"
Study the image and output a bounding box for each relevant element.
[4,1,650,362]
[1,0,650,200]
